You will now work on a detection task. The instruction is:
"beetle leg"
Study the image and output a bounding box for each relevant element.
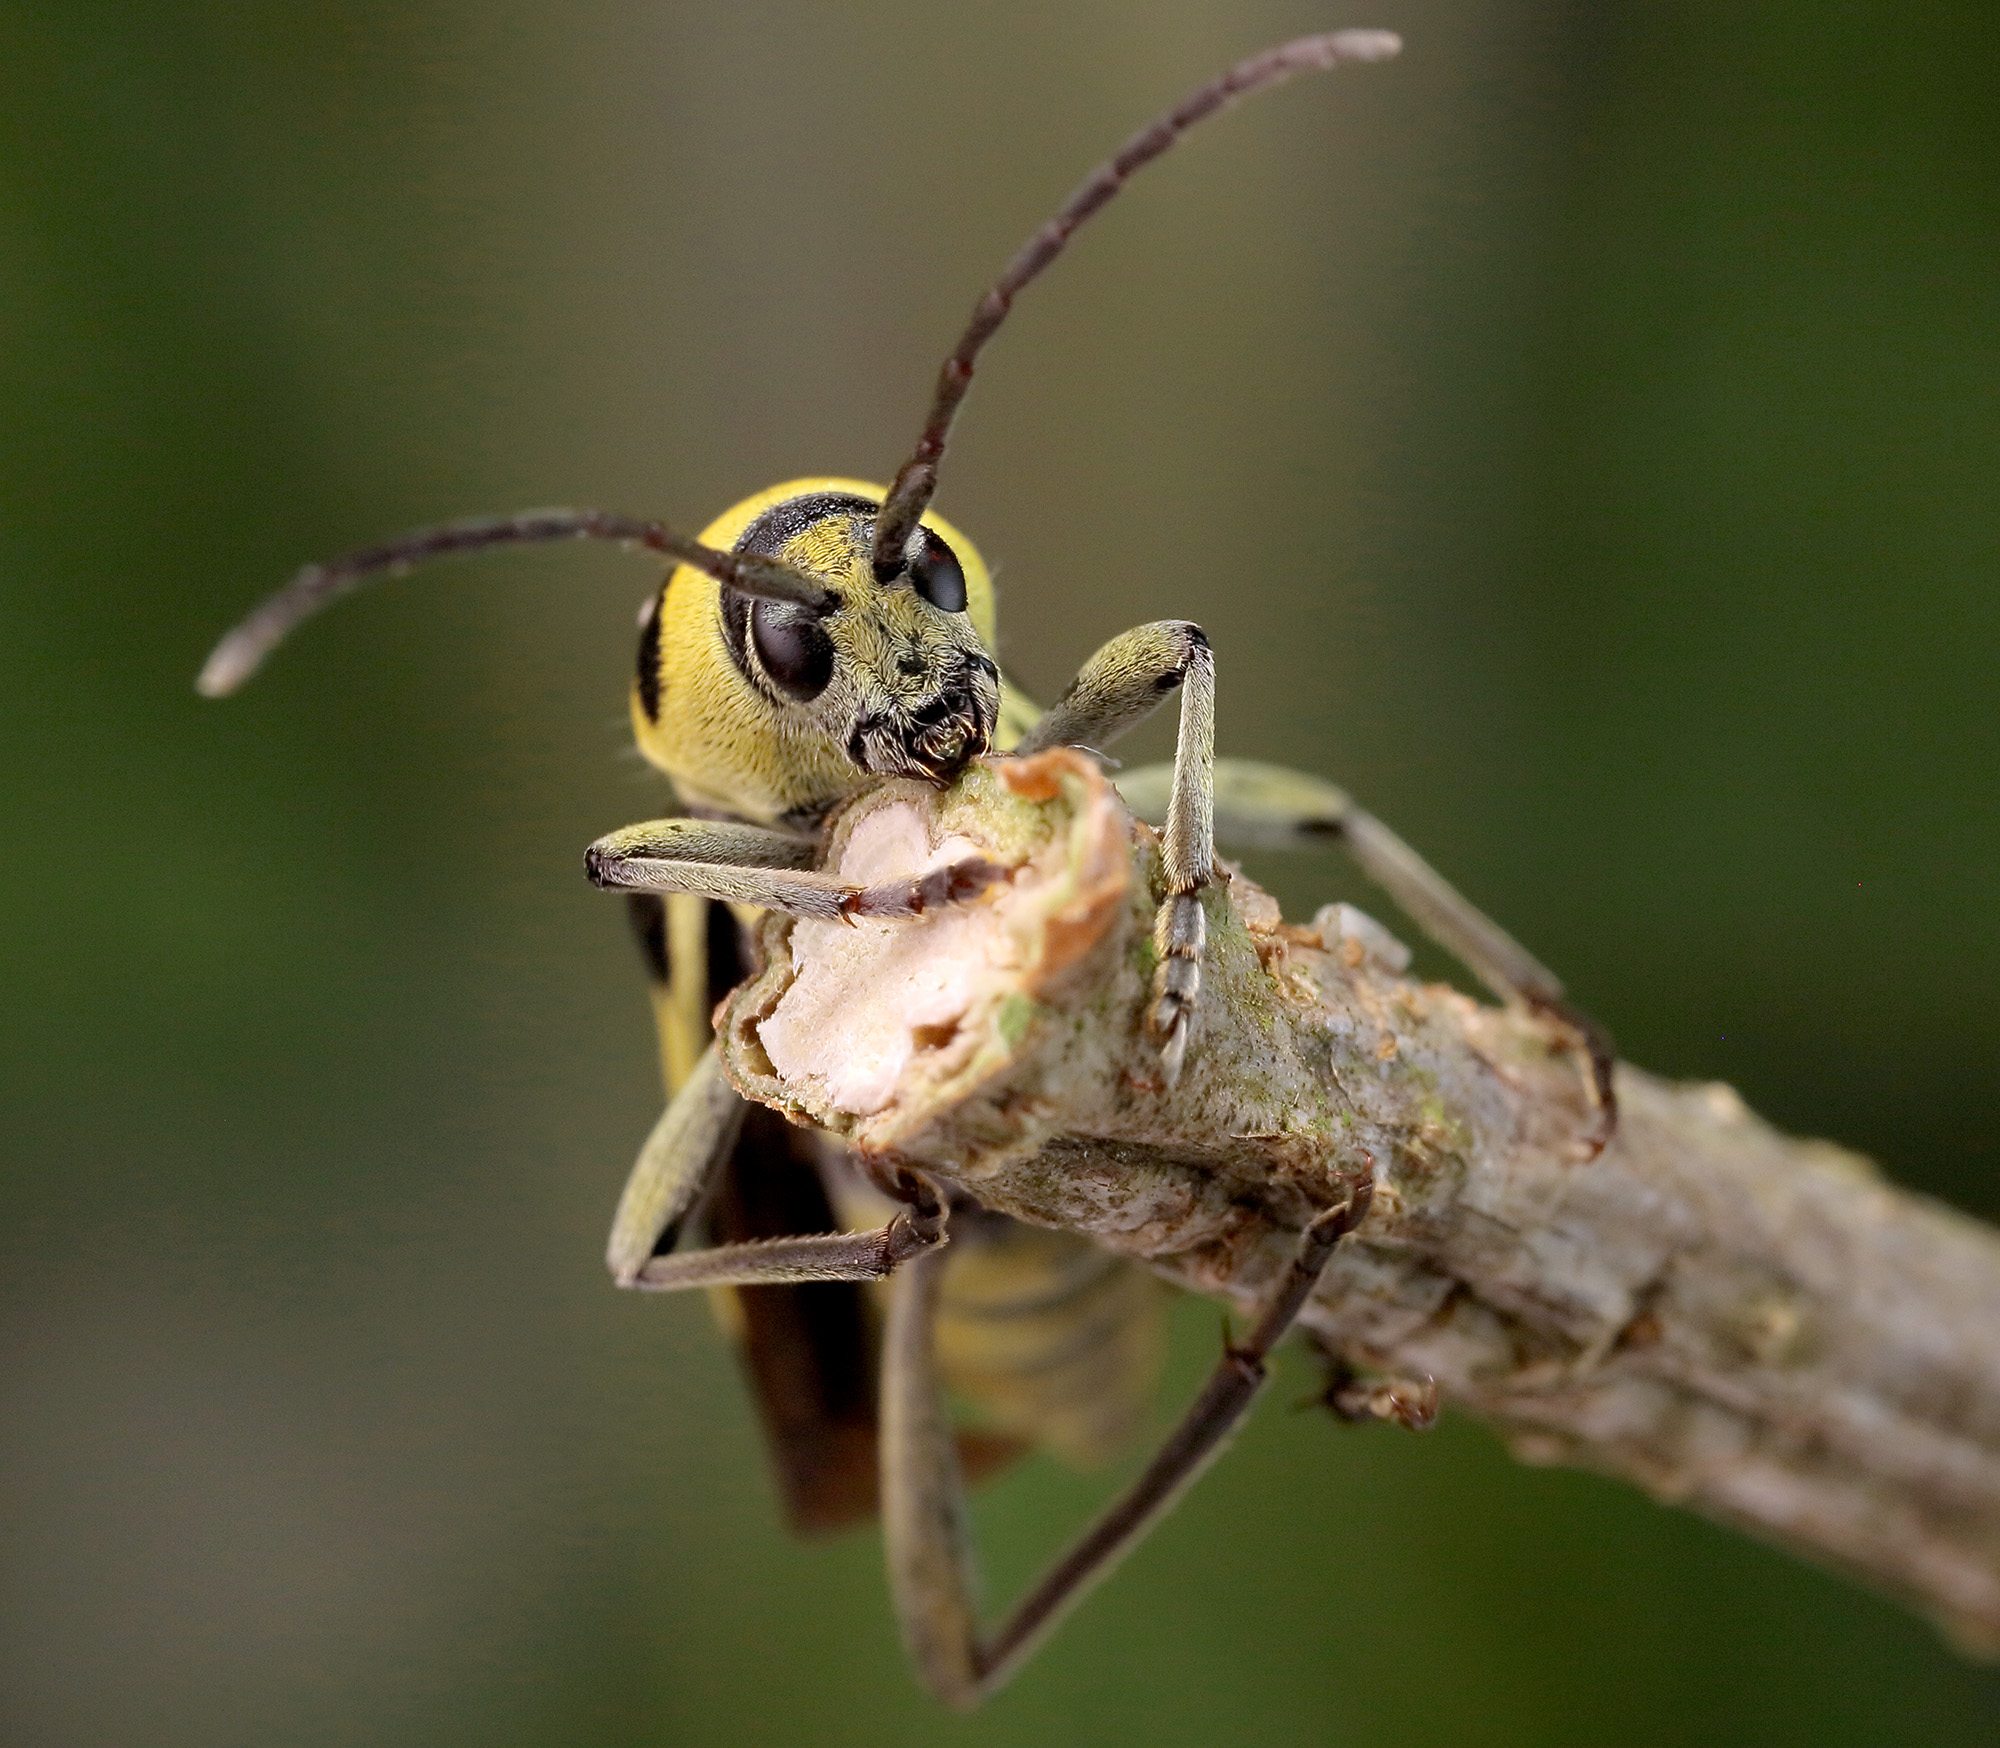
[604,1042,747,1283]
[625,1202,947,1292]
[585,816,1008,922]
[1115,756,1617,1149]
[621,1168,948,1293]
[879,1182,1371,1711]
[1016,621,1215,1086]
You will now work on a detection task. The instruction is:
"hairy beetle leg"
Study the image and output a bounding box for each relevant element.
[880,1180,1371,1710]
[1116,756,1619,1150]
[1017,621,1216,1088]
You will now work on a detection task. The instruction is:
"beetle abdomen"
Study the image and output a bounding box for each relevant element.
[932,1212,1171,1469]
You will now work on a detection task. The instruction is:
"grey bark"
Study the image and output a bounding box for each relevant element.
[716,752,2000,1657]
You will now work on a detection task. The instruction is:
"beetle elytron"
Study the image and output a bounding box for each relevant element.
[201,28,1613,1709]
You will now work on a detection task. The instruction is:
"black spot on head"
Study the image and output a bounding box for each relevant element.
[636,586,665,722]
[737,491,879,561]
[1154,670,1183,692]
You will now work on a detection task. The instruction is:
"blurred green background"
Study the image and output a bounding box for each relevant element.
[4,1,1997,1743]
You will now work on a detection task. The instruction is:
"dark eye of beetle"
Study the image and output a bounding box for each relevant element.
[750,599,835,702]
[908,531,968,614]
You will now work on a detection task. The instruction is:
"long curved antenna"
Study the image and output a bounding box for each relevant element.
[197,508,836,697]
[870,27,1402,581]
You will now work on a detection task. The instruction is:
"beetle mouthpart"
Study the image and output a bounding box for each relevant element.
[852,678,997,786]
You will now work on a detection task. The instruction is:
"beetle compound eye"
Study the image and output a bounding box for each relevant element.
[751,599,835,702]
[908,531,968,614]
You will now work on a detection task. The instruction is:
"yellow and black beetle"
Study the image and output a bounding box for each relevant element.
[200,28,1612,1709]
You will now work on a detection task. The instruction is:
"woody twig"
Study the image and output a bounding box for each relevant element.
[716,750,2000,1657]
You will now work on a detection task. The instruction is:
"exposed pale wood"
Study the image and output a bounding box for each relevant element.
[717,751,2000,1657]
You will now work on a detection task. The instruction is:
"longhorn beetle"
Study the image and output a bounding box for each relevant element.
[200,29,1614,1709]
